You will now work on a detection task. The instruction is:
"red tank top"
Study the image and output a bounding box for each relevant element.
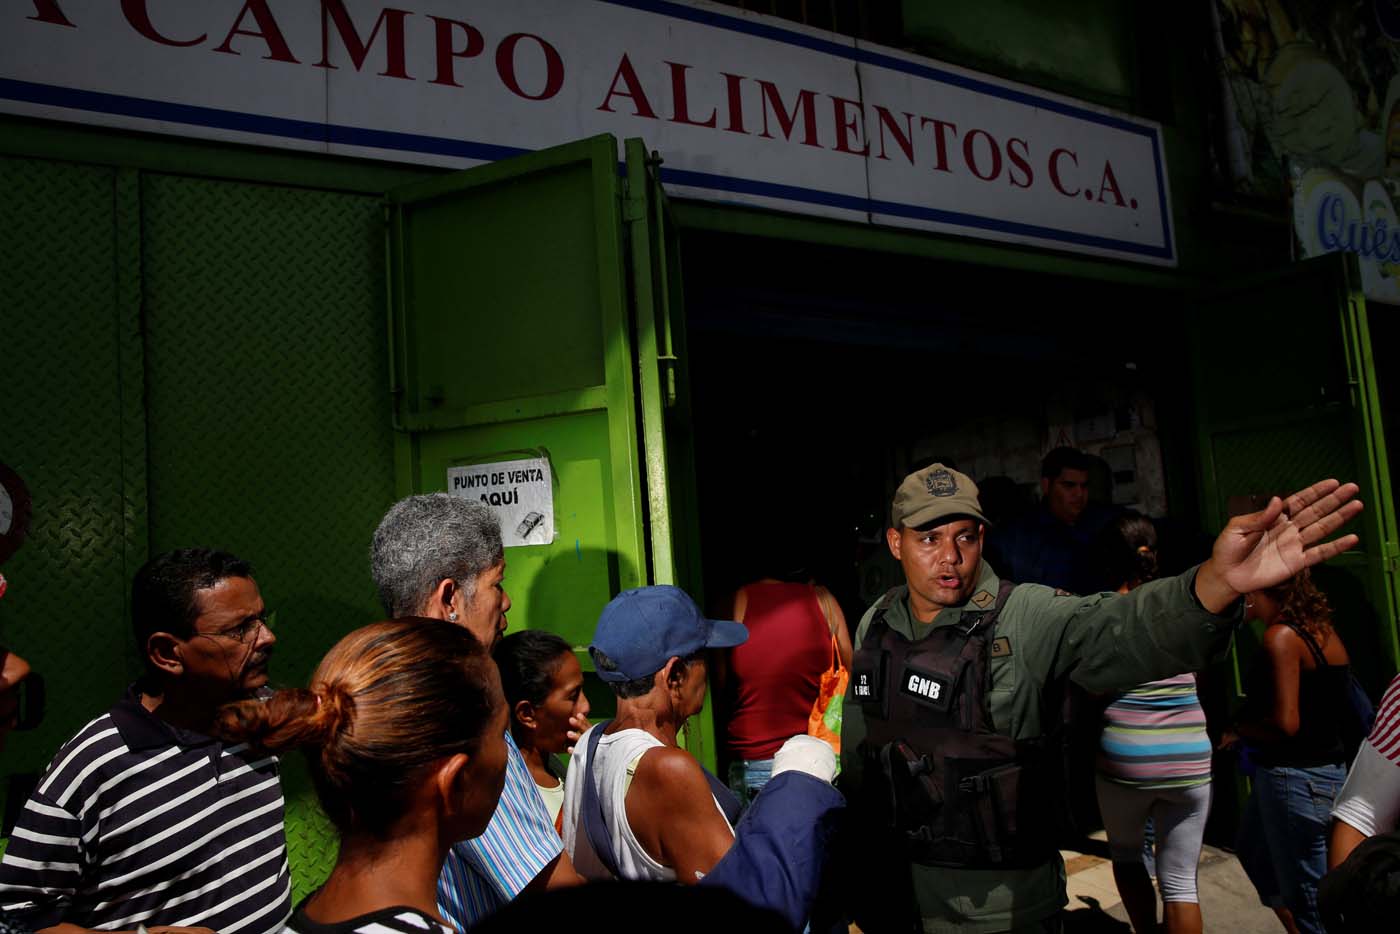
[724,582,833,760]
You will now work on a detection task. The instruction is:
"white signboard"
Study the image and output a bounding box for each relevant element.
[0,0,1175,265]
[446,458,554,548]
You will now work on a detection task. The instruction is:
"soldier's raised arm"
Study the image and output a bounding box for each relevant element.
[1043,479,1363,694]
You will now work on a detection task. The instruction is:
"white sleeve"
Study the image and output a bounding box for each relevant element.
[1332,739,1400,836]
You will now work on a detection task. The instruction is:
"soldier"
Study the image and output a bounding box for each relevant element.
[841,464,1362,933]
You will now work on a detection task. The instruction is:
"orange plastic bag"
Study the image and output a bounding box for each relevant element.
[807,629,847,754]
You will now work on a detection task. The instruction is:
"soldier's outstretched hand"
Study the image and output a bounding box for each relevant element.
[1194,479,1362,613]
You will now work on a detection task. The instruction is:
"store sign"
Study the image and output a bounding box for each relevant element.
[446,457,554,547]
[1293,166,1400,304]
[0,0,1175,265]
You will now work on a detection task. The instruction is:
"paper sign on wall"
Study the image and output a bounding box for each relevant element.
[446,458,554,547]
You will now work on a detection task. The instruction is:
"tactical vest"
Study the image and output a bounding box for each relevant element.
[850,581,1058,870]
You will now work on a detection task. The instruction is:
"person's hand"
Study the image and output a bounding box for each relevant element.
[771,734,837,783]
[564,711,590,755]
[1217,729,1240,751]
[1194,479,1362,613]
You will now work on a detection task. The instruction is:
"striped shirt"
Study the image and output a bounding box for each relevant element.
[0,688,291,933]
[435,732,561,929]
[1096,672,1213,789]
[1366,673,1400,763]
[286,904,453,934]
[1332,674,1400,836]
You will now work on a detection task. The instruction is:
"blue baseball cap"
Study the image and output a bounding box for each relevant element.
[590,585,748,683]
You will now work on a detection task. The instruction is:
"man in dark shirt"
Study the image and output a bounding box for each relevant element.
[986,447,1117,594]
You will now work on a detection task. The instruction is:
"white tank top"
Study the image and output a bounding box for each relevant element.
[561,725,731,882]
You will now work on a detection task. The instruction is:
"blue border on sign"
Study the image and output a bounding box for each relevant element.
[0,0,1174,262]
[0,78,532,165]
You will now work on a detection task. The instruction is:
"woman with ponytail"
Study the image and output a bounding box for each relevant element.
[216,619,507,934]
[1093,513,1214,934]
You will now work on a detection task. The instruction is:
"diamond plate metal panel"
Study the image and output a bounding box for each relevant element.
[0,156,134,786]
[279,758,340,903]
[141,173,394,894]
[115,169,149,674]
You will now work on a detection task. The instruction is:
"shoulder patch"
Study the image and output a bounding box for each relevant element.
[1053,588,1073,597]
[969,590,995,609]
[990,637,1012,658]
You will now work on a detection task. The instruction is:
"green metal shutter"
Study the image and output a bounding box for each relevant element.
[0,155,138,796]
[140,173,398,898]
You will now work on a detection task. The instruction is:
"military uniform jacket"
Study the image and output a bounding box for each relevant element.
[841,560,1239,933]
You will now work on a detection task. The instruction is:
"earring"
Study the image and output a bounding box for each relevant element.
[448,611,458,622]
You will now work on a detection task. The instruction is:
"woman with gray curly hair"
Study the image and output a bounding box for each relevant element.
[366,493,585,928]
[370,493,510,649]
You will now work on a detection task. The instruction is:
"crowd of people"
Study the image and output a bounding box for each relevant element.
[0,448,1392,934]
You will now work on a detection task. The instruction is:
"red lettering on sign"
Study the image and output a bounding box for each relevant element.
[213,0,298,63]
[27,0,74,27]
[919,118,957,173]
[758,82,819,148]
[598,54,656,119]
[1007,137,1033,188]
[496,33,563,100]
[315,1,412,80]
[1096,160,1125,206]
[667,62,717,128]
[427,16,484,87]
[1049,148,1079,197]
[121,0,205,47]
[831,96,868,156]
[720,72,747,134]
[963,128,1001,181]
[873,106,915,164]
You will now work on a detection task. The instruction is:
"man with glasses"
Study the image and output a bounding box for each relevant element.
[0,548,291,934]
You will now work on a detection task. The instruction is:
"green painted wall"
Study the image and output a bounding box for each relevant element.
[0,156,139,783]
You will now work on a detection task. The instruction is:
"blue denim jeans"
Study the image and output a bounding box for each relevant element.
[727,758,774,808]
[1235,762,1344,934]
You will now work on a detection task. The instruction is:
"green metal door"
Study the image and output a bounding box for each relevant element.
[622,138,713,762]
[1192,253,1400,699]
[385,135,712,761]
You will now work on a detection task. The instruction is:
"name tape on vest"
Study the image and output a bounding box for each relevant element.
[899,664,954,712]
[852,650,886,703]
